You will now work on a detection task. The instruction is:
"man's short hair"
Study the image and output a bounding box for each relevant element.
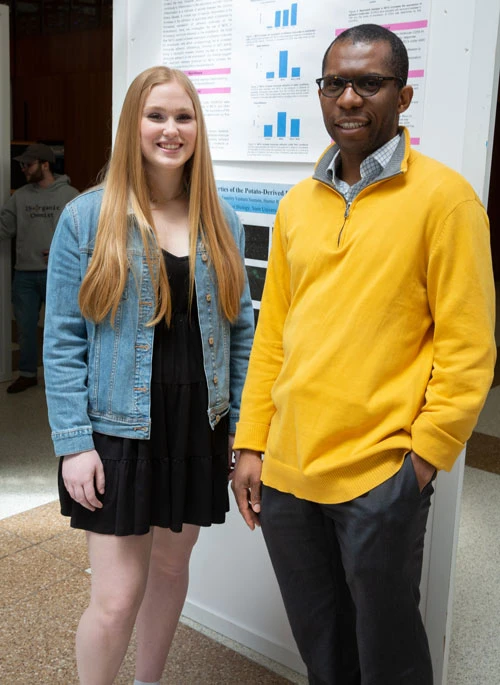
[322,24,409,86]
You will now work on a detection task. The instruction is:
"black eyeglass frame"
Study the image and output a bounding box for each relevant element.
[315,74,404,98]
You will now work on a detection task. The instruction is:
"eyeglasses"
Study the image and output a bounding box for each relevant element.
[316,74,404,98]
[19,160,39,170]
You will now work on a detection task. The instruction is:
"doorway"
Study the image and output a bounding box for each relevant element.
[6,0,113,375]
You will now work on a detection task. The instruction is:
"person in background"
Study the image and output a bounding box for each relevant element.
[43,66,253,685]
[232,23,496,685]
[0,142,79,393]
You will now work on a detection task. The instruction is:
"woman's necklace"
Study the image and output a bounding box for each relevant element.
[150,187,186,208]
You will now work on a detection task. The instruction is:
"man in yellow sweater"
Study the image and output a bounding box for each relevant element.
[232,23,496,685]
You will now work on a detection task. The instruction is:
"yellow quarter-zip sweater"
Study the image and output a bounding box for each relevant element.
[234,130,496,504]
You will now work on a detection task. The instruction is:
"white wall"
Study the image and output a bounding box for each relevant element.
[185,510,304,672]
[113,1,500,681]
[423,3,500,683]
[420,1,500,196]
[0,6,11,383]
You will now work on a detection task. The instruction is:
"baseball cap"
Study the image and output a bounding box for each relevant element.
[14,143,56,164]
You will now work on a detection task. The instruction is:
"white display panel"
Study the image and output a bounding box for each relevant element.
[160,0,431,161]
[112,2,500,682]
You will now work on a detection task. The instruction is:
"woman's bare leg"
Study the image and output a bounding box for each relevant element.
[134,524,200,683]
[76,531,153,685]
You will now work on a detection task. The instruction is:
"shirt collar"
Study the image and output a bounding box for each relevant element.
[326,133,401,181]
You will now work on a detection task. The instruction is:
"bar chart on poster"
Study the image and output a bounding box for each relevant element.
[161,0,430,161]
[263,112,301,139]
[265,51,302,81]
[266,2,298,29]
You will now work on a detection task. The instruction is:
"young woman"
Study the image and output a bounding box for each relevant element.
[43,66,254,685]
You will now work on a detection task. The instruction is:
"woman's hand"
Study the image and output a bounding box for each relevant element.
[62,449,105,511]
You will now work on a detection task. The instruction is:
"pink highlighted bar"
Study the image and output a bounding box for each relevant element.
[410,137,420,145]
[336,20,428,36]
[383,20,428,31]
[197,87,231,95]
[408,69,424,78]
[185,68,231,76]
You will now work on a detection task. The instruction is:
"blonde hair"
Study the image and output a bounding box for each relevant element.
[79,66,245,326]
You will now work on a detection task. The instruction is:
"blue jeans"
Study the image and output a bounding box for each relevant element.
[12,270,47,376]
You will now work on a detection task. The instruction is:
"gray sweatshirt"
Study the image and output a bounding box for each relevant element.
[0,174,79,270]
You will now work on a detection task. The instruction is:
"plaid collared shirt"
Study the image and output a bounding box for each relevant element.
[327,133,401,204]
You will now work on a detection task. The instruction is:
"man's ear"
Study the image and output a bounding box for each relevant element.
[398,85,414,115]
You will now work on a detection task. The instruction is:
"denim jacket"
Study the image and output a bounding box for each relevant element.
[43,187,254,457]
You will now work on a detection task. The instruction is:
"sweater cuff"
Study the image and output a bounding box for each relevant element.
[233,421,270,452]
[411,416,465,472]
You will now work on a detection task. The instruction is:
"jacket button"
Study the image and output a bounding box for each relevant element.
[201,253,208,262]
[208,336,214,345]
[206,293,212,303]
[213,375,218,384]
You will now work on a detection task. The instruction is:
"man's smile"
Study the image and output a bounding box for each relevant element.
[335,120,369,130]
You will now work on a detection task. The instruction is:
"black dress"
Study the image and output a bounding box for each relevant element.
[58,250,230,535]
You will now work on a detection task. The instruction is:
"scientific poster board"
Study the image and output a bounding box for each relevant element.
[162,0,430,161]
[112,1,500,682]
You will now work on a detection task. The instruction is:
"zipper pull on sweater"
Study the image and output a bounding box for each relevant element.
[337,201,351,246]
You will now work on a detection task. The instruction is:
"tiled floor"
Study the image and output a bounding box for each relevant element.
[0,500,298,684]
[0,374,304,684]
[447,467,500,685]
[0,377,56,520]
[445,351,500,685]
[1,369,500,684]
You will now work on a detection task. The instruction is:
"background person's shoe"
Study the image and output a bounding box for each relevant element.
[6,377,38,394]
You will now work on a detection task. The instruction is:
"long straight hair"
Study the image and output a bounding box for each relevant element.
[79,66,245,326]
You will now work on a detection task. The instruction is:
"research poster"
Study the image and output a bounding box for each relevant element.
[334,1,430,145]
[215,180,291,315]
[162,0,430,160]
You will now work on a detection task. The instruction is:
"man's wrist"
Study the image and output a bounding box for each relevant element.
[239,448,263,460]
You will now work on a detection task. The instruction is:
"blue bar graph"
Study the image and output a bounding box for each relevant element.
[273,3,298,28]
[266,51,300,80]
[263,111,302,139]
[277,112,286,137]
[279,51,288,78]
